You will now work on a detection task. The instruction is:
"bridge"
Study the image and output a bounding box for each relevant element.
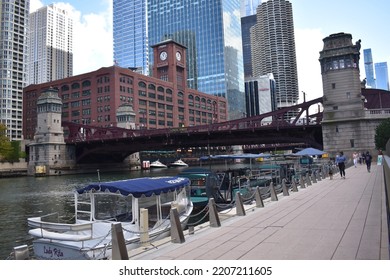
[63,97,323,163]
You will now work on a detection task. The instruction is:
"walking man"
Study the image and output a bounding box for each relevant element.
[336,151,347,179]
[365,151,372,172]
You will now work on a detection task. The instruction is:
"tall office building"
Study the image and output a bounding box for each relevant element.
[28,4,73,85]
[241,14,257,78]
[240,0,261,17]
[245,74,276,119]
[363,48,376,88]
[375,62,389,91]
[147,0,245,120]
[113,0,149,75]
[0,0,30,140]
[251,0,299,115]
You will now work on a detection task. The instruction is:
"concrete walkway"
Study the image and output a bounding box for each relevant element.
[130,163,389,260]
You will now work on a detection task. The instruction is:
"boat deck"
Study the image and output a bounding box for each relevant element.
[129,163,389,260]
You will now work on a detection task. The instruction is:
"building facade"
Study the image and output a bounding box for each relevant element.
[240,0,261,17]
[28,4,73,86]
[23,40,227,140]
[241,14,257,78]
[251,0,299,115]
[244,74,276,119]
[363,48,376,88]
[0,0,30,140]
[113,0,149,75]
[375,62,389,91]
[147,0,245,120]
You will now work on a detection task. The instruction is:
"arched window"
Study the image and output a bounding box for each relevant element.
[71,82,80,89]
[178,91,184,98]
[148,84,156,90]
[188,94,194,100]
[157,86,164,92]
[138,81,146,88]
[166,88,173,94]
[61,85,69,91]
[82,80,91,87]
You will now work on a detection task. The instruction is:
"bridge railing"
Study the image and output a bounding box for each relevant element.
[365,108,390,119]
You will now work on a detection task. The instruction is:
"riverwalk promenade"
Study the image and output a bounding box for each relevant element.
[130,162,389,260]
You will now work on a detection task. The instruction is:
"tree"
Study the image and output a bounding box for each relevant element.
[0,123,12,160]
[375,118,390,151]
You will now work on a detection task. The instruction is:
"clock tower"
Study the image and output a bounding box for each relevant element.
[151,39,187,89]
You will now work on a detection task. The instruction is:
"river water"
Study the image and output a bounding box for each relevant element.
[0,163,253,260]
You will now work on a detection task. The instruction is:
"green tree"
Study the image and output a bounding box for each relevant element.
[0,123,12,160]
[375,118,390,151]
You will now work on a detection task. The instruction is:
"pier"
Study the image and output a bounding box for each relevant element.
[128,162,389,260]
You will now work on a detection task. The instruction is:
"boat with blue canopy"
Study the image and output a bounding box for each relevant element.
[27,176,193,260]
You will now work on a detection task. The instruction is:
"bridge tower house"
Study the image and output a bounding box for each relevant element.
[319,32,375,158]
[28,88,75,175]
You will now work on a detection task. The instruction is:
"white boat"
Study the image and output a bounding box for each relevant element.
[150,159,168,168]
[169,159,189,167]
[27,176,193,260]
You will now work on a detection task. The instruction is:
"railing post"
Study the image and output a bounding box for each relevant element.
[235,192,246,216]
[208,198,221,227]
[255,186,264,207]
[300,175,306,189]
[291,178,299,192]
[170,207,185,243]
[312,172,317,183]
[282,179,289,196]
[270,182,278,201]
[111,223,129,260]
[306,174,312,186]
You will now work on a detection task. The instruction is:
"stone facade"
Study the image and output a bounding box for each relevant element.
[319,33,386,159]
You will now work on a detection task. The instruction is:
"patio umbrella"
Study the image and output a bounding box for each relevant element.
[294,147,325,156]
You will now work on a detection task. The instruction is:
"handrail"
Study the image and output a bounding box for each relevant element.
[27,216,93,232]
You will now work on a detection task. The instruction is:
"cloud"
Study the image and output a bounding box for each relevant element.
[29,0,113,75]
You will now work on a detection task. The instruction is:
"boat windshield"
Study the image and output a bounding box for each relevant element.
[93,193,133,222]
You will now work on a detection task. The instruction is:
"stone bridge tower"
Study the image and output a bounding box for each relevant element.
[28,88,75,175]
[319,32,375,158]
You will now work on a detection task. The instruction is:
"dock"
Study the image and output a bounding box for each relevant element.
[129,162,389,260]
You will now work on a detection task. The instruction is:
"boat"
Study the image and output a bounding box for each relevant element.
[178,168,228,209]
[149,159,168,168]
[27,176,193,260]
[169,159,189,168]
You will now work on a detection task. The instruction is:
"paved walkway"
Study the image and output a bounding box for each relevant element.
[130,163,389,260]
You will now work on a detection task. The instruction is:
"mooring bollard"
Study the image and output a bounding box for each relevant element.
[235,192,246,216]
[255,186,264,208]
[291,178,298,192]
[139,208,149,247]
[111,223,129,260]
[170,207,185,244]
[300,175,306,189]
[282,179,289,196]
[270,182,278,201]
[208,198,221,227]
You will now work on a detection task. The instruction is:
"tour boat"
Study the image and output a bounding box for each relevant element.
[149,159,168,168]
[27,176,193,260]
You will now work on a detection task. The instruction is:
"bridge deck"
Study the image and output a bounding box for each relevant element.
[130,163,389,260]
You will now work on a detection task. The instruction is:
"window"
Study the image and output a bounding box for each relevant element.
[138,81,146,88]
[346,92,351,99]
[332,83,336,89]
[71,82,80,89]
[82,80,91,87]
[333,106,338,110]
[350,139,355,148]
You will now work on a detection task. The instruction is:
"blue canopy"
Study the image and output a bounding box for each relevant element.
[76,176,190,198]
[293,147,325,156]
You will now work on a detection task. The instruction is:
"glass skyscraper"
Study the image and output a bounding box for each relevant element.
[0,0,30,140]
[113,0,149,75]
[363,48,376,88]
[375,62,389,91]
[147,0,245,120]
[241,14,256,78]
[240,0,261,17]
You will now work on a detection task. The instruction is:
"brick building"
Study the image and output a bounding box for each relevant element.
[23,40,227,140]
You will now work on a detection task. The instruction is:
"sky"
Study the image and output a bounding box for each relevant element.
[30,0,390,103]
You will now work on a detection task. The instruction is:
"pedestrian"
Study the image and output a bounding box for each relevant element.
[336,151,347,179]
[353,151,358,168]
[365,151,372,172]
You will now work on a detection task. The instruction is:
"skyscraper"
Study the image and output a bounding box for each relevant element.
[375,62,389,91]
[147,0,245,120]
[251,0,299,114]
[240,0,261,17]
[113,0,149,75]
[363,48,376,88]
[0,0,30,140]
[28,4,73,85]
[241,14,257,78]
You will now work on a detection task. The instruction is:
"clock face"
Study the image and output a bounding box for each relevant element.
[176,51,182,61]
[160,51,167,61]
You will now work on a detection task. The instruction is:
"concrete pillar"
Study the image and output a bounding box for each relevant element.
[300,175,306,189]
[235,192,246,216]
[282,179,289,196]
[255,186,264,207]
[270,182,278,201]
[208,198,221,227]
[170,207,185,243]
[291,178,299,192]
[139,208,149,246]
[111,223,129,260]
